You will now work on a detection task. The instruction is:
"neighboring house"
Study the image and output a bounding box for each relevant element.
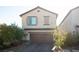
[59,6,79,34]
[20,6,58,43]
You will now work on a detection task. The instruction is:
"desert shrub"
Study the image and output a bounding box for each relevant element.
[73,33,79,46]
[63,33,75,48]
[63,32,79,48]
[53,28,76,48]
[0,24,24,48]
[54,28,79,49]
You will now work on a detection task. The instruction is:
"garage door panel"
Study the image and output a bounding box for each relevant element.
[30,32,53,43]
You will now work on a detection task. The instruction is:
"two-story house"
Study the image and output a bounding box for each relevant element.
[59,6,79,34]
[20,6,58,44]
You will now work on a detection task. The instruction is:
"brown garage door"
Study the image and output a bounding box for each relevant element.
[30,32,53,44]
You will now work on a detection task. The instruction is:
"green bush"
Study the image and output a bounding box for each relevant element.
[63,33,79,48]
[73,33,79,46]
[53,29,76,48]
[54,28,79,49]
[63,33,75,48]
[0,24,24,48]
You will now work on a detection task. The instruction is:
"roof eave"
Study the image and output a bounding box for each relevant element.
[19,6,58,17]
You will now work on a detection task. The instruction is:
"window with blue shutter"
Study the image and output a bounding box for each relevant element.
[28,16,37,26]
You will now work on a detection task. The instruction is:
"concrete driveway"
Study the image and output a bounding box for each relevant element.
[3,43,53,52]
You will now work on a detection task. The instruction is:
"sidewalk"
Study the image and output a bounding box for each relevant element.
[64,49,79,52]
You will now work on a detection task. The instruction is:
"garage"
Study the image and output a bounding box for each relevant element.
[30,32,53,44]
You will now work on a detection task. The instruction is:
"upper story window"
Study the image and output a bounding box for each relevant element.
[27,16,37,26]
[44,16,50,25]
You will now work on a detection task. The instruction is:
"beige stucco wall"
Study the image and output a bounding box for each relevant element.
[71,8,79,32]
[59,8,79,33]
[59,12,72,33]
[21,8,57,29]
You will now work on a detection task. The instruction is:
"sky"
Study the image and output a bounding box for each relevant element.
[0,0,79,27]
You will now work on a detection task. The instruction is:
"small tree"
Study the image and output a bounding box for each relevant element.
[0,24,13,44]
[53,29,66,48]
[9,24,24,41]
